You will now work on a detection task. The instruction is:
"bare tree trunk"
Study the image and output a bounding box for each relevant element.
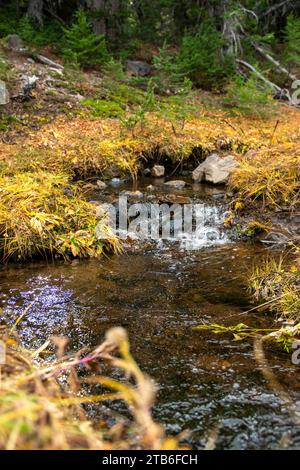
[15,0,20,18]
[86,0,123,44]
[27,0,44,26]
[86,0,107,35]
[108,0,121,43]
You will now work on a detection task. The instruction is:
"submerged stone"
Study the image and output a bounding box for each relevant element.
[164,180,186,189]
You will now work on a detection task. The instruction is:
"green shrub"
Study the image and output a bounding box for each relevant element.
[18,16,64,49]
[177,23,235,90]
[153,23,235,90]
[121,79,156,133]
[103,59,125,80]
[0,7,18,38]
[153,43,183,89]
[104,81,145,106]
[224,74,275,117]
[0,54,14,82]
[285,14,300,66]
[82,99,125,118]
[63,9,110,68]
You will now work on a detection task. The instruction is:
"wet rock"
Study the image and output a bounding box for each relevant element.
[151,165,165,178]
[144,168,151,176]
[164,180,186,189]
[0,80,9,105]
[7,34,23,51]
[96,180,107,190]
[146,185,154,191]
[157,195,191,204]
[109,178,122,186]
[192,154,239,185]
[212,193,225,200]
[125,60,152,77]
[121,190,143,199]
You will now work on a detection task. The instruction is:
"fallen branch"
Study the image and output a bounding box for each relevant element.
[35,54,64,70]
[236,59,281,92]
[261,0,293,18]
[20,49,64,70]
[252,43,298,82]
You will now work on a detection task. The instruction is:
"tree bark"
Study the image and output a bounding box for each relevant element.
[27,0,44,26]
[86,0,123,44]
[86,0,107,35]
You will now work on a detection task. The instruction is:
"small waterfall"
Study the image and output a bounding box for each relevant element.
[113,199,233,250]
[178,203,233,250]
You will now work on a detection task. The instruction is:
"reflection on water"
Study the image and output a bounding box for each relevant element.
[0,242,299,449]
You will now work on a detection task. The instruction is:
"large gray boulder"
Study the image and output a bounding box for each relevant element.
[0,80,9,105]
[7,34,23,51]
[125,60,152,77]
[192,154,239,185]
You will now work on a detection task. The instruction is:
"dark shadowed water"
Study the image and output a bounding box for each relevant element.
[0,180,299,449]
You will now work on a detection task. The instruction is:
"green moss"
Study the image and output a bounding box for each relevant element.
[99,79,146,108]
[0,53,14,82]
[82,99,125,118]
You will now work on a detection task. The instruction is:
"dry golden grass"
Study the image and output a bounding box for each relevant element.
[0,106,298,170]
[0,326,183,450]
[231,146,300,208]
[248,254,300,321]
[0,171,119,262]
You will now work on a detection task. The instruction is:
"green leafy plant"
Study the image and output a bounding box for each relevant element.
[153,22,235,90]
[18,16,63,49]
[285,14,300,66]
[81,99,125,118]
[63,9,110,68]
[224,74,274,117]
[177,22,235,90]
[121,79,156,134]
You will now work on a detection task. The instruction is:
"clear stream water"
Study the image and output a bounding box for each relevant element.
[0,179,299,450]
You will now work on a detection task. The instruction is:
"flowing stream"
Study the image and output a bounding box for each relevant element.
[0,179,299,449]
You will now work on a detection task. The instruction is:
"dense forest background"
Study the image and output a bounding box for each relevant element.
[0,1,300,93]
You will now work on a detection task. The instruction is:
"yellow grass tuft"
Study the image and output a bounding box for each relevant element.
[0,326,184,450]
[0,171,119,262]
